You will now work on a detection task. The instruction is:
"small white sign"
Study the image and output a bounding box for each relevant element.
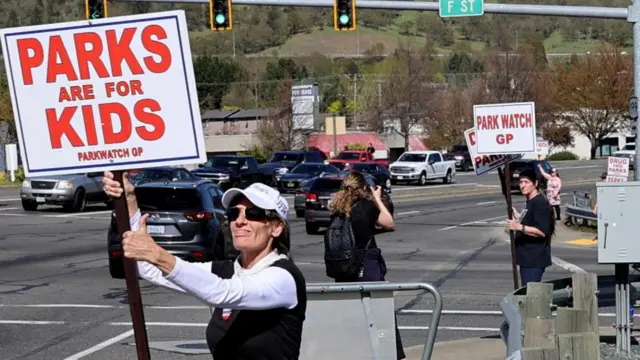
[464,128,522,176]
[0,11,207,177]
[606,156,630,182]
[5,143,18,171]
[536,140,549,156]
[473,102,536,155]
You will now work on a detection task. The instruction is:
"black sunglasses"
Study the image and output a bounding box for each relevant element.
[226,206,276,222]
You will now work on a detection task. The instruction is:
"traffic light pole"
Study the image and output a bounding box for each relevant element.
[114,0,639,354]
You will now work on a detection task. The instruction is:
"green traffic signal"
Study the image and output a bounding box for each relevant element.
[215,14,226,25]
[339,14,350,25]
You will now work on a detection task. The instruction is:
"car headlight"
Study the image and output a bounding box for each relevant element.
[219,174,230,180]
[57,181,73,189]
[22,180,30,188]
[276,168,289,174]
[455,156,463,160]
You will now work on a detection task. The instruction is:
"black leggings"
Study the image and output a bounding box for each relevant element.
[553,205,561,220]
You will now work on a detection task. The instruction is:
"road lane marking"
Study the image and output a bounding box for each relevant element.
[54,210,113,218]
[552,255,586,273]
[0,197,20,201]
[397,211,420,216]
[437,215,510,232]
[63,329,134,360]
[437,226,457,232]
[0,320,66,324]
[398,326,499,331]
[0,207,17,211]
[476,201,496,205]
[0,213,26,216]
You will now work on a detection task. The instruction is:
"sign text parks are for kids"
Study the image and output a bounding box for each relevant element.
[473,102,536,155]
[0,11,207,176]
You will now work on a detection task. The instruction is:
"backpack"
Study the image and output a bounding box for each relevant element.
[324,211,370,279]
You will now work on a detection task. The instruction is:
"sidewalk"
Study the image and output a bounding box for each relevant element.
[553,221,597,248]
[405,337,505,360]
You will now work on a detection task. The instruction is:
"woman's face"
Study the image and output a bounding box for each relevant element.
[519,177,537,196]
[550,168,558,177]
[229,197,283,253]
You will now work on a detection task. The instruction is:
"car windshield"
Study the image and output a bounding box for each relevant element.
[291,164,322,174]
[449,145,468,152]
[204,157,240,169]
[336,152,361,160]
[622,144,636,151]
[132,170,174,181]
[135,188,201,211]
[311,178,343,192]
[398,153,427,162]
[270,153,301,163]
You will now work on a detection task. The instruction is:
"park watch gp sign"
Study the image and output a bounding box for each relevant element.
[0,11,207,176]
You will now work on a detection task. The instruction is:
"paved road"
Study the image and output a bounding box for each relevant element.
[0,160,611,359]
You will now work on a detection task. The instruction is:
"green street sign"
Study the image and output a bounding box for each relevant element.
[439,0,484,17]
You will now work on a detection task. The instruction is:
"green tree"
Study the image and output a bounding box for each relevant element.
[194,55,243,110]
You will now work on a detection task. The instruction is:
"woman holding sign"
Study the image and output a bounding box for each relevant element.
[103,172,306,359]
[507,169,556,287]
[538,164,562,221]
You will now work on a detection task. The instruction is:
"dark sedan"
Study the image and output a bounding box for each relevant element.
[277,163,341,193]
[346,162,391,189]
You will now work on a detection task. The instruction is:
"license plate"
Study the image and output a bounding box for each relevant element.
[397,176,403,180]
[287,182,295,188]
[147,225,165,234]
[35,196,45,203]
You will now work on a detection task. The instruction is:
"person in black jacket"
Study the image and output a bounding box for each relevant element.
[103,171,306,359]
[506,168,556,287]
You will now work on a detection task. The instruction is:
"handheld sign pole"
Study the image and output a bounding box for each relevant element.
[113,170,151,360]
[502,158,520,290]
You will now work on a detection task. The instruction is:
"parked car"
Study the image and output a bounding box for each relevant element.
[257,150,327,184]
[499,159,552,194]
[445,144,473,172]
[20,172,110,212]
[106,179,236,279]
[276,162,341,193]
[389,151,456,186]
[192,155,266,190]
[328,151,389,170]
[129,166,198,186]
[346,162,391,189]
[304,173,394,234]
[611,144,636,170]
[294,178,315,218]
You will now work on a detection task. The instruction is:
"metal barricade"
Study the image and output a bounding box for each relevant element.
[302,281,443,360]
[565,190,597,225]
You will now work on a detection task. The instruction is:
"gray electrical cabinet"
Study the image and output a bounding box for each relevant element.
[597,181,640,264]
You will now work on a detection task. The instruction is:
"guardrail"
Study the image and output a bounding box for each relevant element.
[565,190,597,225]
[305,282,443,360]
[500,274,640,359]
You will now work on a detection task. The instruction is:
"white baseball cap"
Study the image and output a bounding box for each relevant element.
[222,183,289,220]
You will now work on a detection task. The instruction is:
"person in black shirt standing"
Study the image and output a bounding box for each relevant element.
[506,168,555,287]
[328,171,406,359]
[103,172,306,359]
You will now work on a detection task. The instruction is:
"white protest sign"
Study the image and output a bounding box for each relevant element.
[606,156,630,182]
[536,140,549,157]
[464,128,522,176]
[0,11,207,177]
[473,102,536,155]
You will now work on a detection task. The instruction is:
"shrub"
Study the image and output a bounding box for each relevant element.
[344,143,366,151]
[548,151,579,161]
[239,145,269,163]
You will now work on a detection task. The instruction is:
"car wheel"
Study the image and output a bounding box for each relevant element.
[305,222,320,235]
[443,170,452,184]
[21,199,38,211]
[65,188,86,212]
[109,258,125,279]
[419,172,427,186]
[462,162,469,172]
[296,210,305,218]
[385,179,391,189]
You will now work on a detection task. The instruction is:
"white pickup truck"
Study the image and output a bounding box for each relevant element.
[388,151,456,186]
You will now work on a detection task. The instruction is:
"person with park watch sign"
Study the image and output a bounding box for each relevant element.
[506,169,556,286]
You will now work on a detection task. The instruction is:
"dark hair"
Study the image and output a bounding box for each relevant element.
[518,168,556,237]
[551,167,560,178]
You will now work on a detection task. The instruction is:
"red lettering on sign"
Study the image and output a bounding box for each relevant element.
[17,25,173,86]
[44,100,165,149]
[496,133,514,145]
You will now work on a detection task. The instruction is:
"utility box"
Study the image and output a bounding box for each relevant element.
[597,181,640,264]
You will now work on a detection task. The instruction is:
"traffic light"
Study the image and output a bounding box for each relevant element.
[85,0,107,20]
[334,0,356,31]
[209,0,233,31]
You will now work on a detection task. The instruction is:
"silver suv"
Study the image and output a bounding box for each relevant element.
[20,172,110,212]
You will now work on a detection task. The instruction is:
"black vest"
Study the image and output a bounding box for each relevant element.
[206,259,307,360]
